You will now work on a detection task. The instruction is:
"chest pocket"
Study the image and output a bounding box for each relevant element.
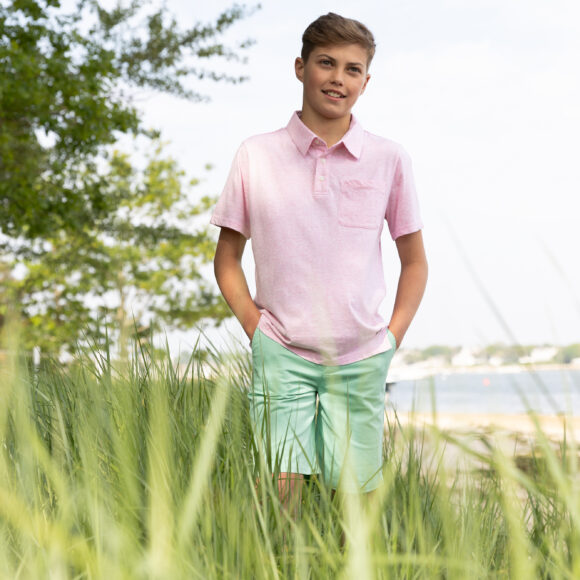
[338,179,385,230]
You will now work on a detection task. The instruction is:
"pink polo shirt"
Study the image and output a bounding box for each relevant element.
[211,112,422,365]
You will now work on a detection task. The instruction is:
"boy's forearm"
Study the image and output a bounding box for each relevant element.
[388,231,428,348]
[214,231,261,339]
[215,259,261,339]
[388,262,428,347]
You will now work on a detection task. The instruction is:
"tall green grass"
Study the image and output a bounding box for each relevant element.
[1,326,580,579]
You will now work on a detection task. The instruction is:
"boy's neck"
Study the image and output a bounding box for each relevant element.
[299,110,351,148]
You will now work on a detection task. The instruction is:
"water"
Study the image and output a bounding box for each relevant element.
[387,369,580,415]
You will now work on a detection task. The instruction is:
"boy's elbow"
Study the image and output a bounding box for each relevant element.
[416,253,428,276]
[401,254,428,287]
[213,254,220,282]
[213,244,241,285]
[213,247,227,283]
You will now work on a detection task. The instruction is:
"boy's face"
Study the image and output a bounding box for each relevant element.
[295,43,370,129]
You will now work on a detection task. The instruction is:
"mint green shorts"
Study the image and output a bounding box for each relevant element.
[249,329,397,492]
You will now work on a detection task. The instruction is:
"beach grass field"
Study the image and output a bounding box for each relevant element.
[2,328,580,579]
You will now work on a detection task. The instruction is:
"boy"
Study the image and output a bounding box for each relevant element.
[211,13,427,503]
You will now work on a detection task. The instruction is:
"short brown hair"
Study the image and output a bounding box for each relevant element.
[301,13,376,68]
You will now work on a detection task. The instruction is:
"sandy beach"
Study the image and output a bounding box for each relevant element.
[386,411,580,440]
[384,411,580,476]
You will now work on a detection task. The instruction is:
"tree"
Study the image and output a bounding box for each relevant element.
[0,0,255,239]
[555,344,580,365]
[0,0,257,352]
[1,142,232,354]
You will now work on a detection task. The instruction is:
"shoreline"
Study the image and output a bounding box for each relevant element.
[386,410,580,441]
[388,362,580,382]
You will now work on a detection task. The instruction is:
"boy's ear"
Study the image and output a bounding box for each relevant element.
[294,57,305,82]
[360,73,371,95]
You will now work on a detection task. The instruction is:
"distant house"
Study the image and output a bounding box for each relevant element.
[451,347,479,367]
[518,347,558,365]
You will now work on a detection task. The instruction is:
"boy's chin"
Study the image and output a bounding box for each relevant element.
[313,107,354,121]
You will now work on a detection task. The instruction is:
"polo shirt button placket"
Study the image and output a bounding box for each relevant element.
[314,156,329,195]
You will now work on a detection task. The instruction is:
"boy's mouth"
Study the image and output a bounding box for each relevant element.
[322,90,346,99]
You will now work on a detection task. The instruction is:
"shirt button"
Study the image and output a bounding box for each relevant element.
[319,176,325,181]
[321,158,326,164]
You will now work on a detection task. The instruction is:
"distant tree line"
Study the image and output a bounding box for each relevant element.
[399,343,580,366]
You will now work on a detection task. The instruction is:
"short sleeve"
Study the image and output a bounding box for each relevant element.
[385,147,423,240]
[210,143,251,239]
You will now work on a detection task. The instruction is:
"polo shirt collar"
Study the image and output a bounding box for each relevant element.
[286,111,364,159]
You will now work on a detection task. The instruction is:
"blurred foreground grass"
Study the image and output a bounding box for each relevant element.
[1,325,580,579]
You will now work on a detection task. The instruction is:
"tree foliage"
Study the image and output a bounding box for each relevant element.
[1,143,231,353]
[0,0,255,238]
[555,344,580,365]
[0,0,256,352]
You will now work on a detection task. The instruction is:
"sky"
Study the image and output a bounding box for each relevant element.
[135,0,580,350]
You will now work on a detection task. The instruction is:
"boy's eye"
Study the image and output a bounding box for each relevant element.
[320,59,332,66]
[349,66,362,74]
